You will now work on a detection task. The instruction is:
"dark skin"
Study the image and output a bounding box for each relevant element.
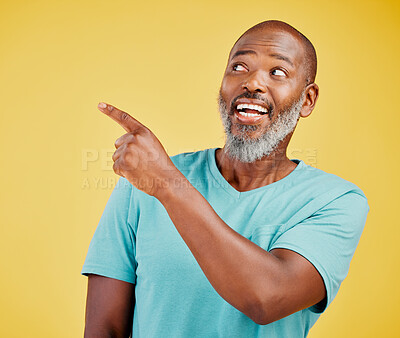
[85,275,135,337]
[85,25,321,337]
[218,27,318,190]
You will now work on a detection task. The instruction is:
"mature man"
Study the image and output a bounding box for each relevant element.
[82,20,369,337]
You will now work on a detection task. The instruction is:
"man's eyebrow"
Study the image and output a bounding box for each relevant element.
[269,53,294,67]
[230,49,257,60]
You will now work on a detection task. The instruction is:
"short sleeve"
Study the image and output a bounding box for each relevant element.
[270,191,369,313]
[81,177,137,284]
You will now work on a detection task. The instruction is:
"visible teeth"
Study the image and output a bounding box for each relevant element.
[236,103,267,114]
[238,111,261,117]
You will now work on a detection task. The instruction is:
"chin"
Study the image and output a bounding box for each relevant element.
[231,124,265,141]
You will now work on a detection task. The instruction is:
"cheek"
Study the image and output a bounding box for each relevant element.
[276,78,306,103]
[269,85,295,108]
[220,82,243,110]
[220,78,232,96]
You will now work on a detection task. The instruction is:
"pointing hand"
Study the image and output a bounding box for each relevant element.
[98,102,178,197]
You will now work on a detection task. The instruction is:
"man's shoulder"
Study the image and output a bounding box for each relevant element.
[295,161,368,201]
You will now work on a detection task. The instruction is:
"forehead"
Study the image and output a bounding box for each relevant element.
[229,29,305,66]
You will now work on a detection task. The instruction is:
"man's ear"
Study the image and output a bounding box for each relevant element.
[300,83,319,118]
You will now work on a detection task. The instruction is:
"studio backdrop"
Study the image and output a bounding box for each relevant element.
[0,0,399,337]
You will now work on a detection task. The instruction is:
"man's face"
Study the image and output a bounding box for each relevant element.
[219,27,308,162]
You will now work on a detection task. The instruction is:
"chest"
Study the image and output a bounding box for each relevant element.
[132,190,302,287]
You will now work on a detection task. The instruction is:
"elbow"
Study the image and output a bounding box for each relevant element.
[247,293,283,325]
[84,325,127,338]
[249,307,273,326]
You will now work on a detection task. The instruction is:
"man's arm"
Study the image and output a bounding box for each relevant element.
[97,102,326,324]
[157,181,325,325]
[84,274,135,338]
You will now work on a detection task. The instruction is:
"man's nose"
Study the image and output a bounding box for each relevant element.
[242,71,267,93]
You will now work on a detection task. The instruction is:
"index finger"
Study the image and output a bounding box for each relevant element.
[98,102,144,132]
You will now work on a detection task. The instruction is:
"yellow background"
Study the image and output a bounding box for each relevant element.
[0,0,399,337]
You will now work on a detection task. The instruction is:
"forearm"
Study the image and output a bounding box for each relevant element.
[156,173,284,323]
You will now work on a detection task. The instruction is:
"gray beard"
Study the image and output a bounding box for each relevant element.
[218,91,305,163]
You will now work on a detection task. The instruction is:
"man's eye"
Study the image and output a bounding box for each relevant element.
[233,64,247,72]
[271,69,286,76]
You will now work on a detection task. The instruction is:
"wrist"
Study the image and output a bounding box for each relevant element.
[153,169,190,202]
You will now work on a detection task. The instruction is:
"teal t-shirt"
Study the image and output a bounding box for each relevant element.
[82,148,369,337]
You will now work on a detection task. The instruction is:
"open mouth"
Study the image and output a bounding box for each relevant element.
[233,102,270,125]
[236,103,268,117]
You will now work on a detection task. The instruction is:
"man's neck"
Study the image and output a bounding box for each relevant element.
[215,146,298,193]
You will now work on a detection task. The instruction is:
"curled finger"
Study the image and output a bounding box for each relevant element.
[112,143,126,162]
[114,132,135,149]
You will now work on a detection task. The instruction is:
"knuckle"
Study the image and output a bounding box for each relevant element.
[135,128,149,139]
[128,133,136,142]
[124,151,134,163]
[114,138,122,148]
[134,133,144,141]
[112,161,119,172]
[139,126,150,135]
[112,149,121,161]
[121,112,129,121]
[127,142,136,151]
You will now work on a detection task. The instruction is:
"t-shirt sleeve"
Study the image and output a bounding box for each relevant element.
[81,177,137,284]
[270,190,369,313]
